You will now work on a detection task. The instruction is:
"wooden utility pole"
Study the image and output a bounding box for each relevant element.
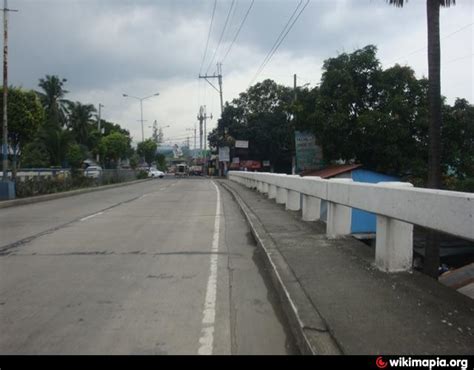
[1,0,17,180]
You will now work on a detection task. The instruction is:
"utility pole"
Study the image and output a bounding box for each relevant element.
[97,103,104,164]
[197,106,212,155]
[1,0,17,181]
[199,63,224,115]
[292,74,297,175]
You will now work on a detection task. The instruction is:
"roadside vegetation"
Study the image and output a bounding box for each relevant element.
[209,45,473,191]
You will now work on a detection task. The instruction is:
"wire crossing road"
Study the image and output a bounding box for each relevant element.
[0,178,296,355]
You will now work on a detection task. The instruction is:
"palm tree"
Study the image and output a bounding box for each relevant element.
[36,75,70,128]
[67,101,96,146]
[389,0,455,279]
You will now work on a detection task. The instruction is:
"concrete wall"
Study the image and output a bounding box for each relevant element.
[229,171,474,272]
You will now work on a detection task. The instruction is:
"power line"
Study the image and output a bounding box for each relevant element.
[199,0,218,75]
[445,53,474,64]
[388,21,474,65]
[249,0,310,86]
[206,0,236,74]
[250,0,303,84]
[222,0,255,63]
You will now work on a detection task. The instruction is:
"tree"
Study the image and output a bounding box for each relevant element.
[209,79,294,172]
[38,126,74,167]
[36,75,70,128]
[137,139,158,166]
[21,142,50,168]
[101,132,129,168]
[442,98,474,181]
[389,0,456,279]
[65,143,86,176]
[67,102,96,146]
[0,87,45,175]
[314,46,430,177]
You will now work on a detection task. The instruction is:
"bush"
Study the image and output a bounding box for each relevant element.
[136,170,148,179]
[15,174,95,198]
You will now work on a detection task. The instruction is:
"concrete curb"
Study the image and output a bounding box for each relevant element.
[219,180,343,355]
[0,178,153,209]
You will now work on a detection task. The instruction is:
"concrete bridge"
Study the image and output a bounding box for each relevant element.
[228,171,474,273]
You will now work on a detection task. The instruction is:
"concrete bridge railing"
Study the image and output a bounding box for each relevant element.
[228,171,474,272]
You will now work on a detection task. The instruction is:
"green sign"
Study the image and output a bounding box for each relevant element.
[295,131,323,173]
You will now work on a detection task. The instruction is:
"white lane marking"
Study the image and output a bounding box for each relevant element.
[79,212,103,222]
[198,181,221,355]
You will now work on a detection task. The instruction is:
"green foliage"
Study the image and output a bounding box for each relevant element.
[129,153,140,170]
[20,142,50,168]
[15,175,95,198]
[36,75,70,128]
[209,79,293,172]
[155,153,167,171]
[0,87,45,153]
[66,143,86,172]
[67,101,96,146]
[136,170,149,180]
[38,126,74,166]
[101,132,129,167]
[314,45,430,177]
[441,98,474,180]
[137,139,158,166]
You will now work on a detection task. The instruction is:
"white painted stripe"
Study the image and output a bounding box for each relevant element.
[79,212,103,222]
[197,181,221,355]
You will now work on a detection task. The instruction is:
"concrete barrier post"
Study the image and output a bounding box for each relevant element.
[302,195,321,221]
[276,187,288,204]
[327,202,352,237]
[257,181,263,192]
[262,182,269,194]
[268,184,277,199]
[286,190,301,211]
[375,216,413,272]
[374,182,414,272]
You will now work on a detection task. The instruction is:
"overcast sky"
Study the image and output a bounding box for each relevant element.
[7,0,474,147]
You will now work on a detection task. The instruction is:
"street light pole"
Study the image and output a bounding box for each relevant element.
[123,92,160,142]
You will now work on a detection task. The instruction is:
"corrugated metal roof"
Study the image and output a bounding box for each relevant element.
[301,164,363,178]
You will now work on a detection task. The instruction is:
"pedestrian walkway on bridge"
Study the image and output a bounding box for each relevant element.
[220,179,474,355]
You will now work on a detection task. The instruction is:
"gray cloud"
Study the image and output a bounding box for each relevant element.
[6,0,473,145]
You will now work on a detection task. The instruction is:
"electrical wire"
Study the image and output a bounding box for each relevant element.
[222,0,255,63]
[249,0,310,86]
[199,0,218,75]
[206,0,236,74]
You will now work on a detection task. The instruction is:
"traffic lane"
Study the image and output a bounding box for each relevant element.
[0,178,176,250]
[0,179,218,354]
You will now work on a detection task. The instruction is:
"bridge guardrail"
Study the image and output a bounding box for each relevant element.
[228,171,474,272]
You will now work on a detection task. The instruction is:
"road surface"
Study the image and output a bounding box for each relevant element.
[0,178,296,355]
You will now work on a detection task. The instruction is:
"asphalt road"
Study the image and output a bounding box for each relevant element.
[0,178,297,354]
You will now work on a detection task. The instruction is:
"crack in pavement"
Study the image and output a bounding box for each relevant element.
[0,195,144,255]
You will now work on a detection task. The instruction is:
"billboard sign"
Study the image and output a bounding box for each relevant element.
[219,146,230,162]
[235,140,249,149]
[295,131,323,173]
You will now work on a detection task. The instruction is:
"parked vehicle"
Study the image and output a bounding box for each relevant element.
[148,168,165,178]
[175,164,189,177]
[84,165,102,179]
[189,165,203,176]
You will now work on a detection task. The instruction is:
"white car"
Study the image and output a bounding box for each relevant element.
[84,165,102,179]
[148,169,165,178]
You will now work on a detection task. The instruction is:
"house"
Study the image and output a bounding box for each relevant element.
[302,164,400,234]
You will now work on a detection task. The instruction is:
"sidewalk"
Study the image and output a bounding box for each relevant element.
[219,180,474,355]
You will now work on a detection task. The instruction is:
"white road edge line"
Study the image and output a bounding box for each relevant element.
[79,212,104,222]
[197,180,221,355]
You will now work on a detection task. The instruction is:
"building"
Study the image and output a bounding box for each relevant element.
[302,164,399,234]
